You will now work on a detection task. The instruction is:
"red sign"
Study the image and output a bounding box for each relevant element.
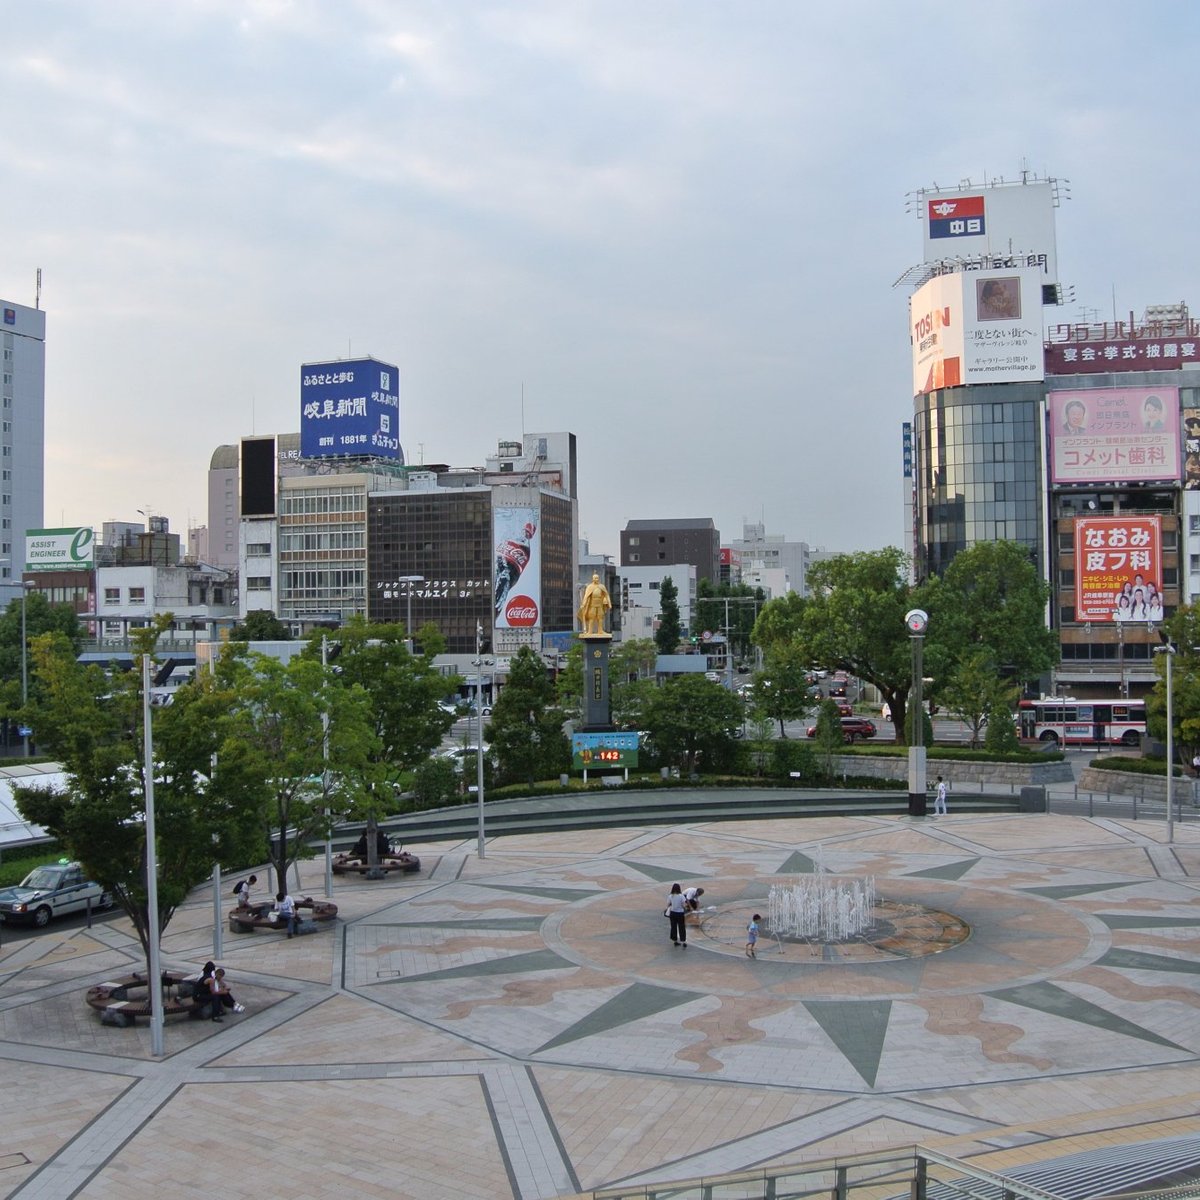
[504,595,539,626]
[1074,516,1163,624]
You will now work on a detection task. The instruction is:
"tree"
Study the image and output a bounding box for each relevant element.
[0,592,83,739]
[753,644,813,737]
[555,642,584,716]
[310,617,457,872]
[923,541,1056,695]
[214,646,379,889]
[15,621,262,974]
[783,549,917,745]
[227,609,291,641]
[692,580,765,663]
[611,637,658,683]
[751,591,807,655]
[488,647,570,786]
[939,651,1019,749]
[654,577,683,655]
[812,698,844,776]
[641,675,743,775]
[1147,605,1200,769]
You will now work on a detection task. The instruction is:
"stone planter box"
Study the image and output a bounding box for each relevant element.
[829,754,1074,787]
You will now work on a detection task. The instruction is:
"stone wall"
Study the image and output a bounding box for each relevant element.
[831,754,1075,787]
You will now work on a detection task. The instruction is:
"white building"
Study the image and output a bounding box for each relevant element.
[3,298,45,590]
[729,521,833,598]
[618,563,698,632]
[95,562,238,647]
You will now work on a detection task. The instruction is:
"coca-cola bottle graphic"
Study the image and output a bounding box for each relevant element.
[495,519,536,617]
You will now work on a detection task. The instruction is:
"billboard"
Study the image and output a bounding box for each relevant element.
[1185,409,1200,489]
[1046,334,1200,375]
[921,180,1059,287]
[1074,516,1163,624]
[300,357,400,460]
[572,731,639,770]
[493,505,542,631]
[1049,386,1180,485]
[25,527,95,572]
[911,267,1044,395]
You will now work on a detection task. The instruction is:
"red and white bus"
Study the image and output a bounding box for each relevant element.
[1018,698,1146,747]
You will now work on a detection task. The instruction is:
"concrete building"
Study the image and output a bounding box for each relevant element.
[620,517,720,585]
[2,298,45,591]
[728,521,833,598]
[617,563,698,633]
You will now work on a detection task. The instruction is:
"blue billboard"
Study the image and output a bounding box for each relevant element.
[300,357,401,460]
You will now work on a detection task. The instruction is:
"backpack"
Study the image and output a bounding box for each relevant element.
[231,881,243,897]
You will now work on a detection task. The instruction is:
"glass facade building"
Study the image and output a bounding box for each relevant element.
[912,382,1046,581]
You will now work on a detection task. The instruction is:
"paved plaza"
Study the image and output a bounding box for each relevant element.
[3,809,1200,1199]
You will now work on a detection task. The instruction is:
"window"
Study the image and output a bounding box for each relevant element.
[628,537,639,546]
[1190,515,1200,535]
[629,553,640,562]
[246,542,271,556]
[104,588,120,605]
[247,576,271,590]
[129,587,145,603]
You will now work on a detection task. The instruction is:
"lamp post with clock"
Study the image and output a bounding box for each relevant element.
[905,608,929,816]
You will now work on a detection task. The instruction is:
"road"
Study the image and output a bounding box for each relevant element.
[0,904,122,946]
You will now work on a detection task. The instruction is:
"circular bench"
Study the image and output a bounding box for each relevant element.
[332,850,421,876]
[86,970,211,1027]
[229,896,338,934]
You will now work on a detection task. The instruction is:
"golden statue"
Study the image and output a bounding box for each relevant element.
[578,572,612,637]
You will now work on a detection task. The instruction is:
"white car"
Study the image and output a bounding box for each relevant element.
[0,863,112,927]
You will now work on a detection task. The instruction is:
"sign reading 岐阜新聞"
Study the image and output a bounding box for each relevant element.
[25,527,95,572]
[300,357,400,460]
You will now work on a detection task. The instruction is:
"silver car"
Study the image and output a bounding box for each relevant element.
[0,862,111,927]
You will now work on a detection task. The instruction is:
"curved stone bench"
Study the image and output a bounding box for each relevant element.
[332,850,421,876]
[86,970,211,1027]
[228,896,338,934]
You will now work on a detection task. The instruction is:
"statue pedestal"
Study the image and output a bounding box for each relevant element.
[579,634,614,731]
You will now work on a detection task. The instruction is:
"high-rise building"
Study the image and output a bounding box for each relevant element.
[2,299,45,587]
[620,518,720,584]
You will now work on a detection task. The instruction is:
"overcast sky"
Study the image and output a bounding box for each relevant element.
[4,1,1199,560]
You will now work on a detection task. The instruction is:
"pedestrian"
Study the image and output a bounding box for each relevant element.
[233,875,258,909]
[934,775,948,816]
[274,890,298,938]
[746,914,760,958]
[1192,752,1200,779]
[207,967,246,1022]
[666,883,688,948]
[683,886,705,912]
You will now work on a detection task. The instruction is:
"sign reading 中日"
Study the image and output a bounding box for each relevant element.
[25,527,95,572]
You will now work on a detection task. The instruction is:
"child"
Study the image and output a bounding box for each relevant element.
[746,914,760,958]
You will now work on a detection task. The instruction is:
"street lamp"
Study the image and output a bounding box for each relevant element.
[474,621,491,859]
[905,609,929,816]
[394,576,425,654]
[1156,629,1176,845]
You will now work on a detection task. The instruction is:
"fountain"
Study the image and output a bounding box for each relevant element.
[767,845,876,942]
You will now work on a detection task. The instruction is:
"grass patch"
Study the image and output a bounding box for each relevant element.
[1088,755,1186,778]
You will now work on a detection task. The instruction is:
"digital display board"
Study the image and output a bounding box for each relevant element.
[300,357,400,460]
[572,731,639,770]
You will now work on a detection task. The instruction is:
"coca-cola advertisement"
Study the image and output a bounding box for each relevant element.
[493,505,542,630]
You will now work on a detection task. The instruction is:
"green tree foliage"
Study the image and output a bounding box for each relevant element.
[752,644,813,737]
[923,541,1056,693]
[641,675,743,774]
[488,647,569,786]
[412,757,459,809]
[214,646,379,887]
[308,617,457,869]
[654,577,682,655]
[782,549,916,744]
[983,696,1020,752]
[692,581,766,662]
[412,621,447,658]
[939,650,1019,749]
[555,642,584,715]
[0,591,83,720]
[16,621,262,972]
[227,609,290,641]
[611,637,658,682]
[813,698,844,775]
[1148,605,1200,767]
[751,591,806,655]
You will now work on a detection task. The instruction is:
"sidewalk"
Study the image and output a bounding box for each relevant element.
[3,809,1200,1199]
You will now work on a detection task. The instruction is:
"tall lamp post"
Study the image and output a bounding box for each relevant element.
[474,621,491,859]
[1156,629,1176,845]
[905,609,929,817]
[395,576,425,654]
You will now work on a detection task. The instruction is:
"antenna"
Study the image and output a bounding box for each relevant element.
[35,268,42,310]
[521,382,525,436]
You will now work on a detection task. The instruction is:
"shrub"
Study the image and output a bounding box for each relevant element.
[411,758,461,809]
[771,740,820,782]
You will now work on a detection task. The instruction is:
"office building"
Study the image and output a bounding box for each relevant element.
[620,518,720,584]
[2,298,45,589]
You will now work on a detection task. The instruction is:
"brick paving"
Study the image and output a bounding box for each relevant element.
[2,811,1200,1198]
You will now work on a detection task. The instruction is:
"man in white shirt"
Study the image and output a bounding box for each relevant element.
[934,776,948,816]
[274,891,298,938]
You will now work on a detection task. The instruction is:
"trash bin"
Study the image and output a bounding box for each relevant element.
[908,792,927,817]
[1019,786,1047,813]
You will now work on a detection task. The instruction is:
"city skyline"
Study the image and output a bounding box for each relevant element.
[3,2,1200,559]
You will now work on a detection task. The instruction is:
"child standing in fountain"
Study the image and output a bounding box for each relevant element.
[746,914,760,958]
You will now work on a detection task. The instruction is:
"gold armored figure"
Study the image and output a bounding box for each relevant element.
[578,572,613,636]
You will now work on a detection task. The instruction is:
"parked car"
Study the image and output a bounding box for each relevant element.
[0,863,112,928]
[805,717,878,743]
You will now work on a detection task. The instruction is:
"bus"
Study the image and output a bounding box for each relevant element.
[1018,698,1146,747]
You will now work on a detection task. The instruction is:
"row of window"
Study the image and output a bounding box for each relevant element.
[279,531,364,551]
[104,587,146,604]
[279,491,365,515]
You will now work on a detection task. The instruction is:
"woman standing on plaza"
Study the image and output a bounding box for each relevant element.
[666,883,688,948]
